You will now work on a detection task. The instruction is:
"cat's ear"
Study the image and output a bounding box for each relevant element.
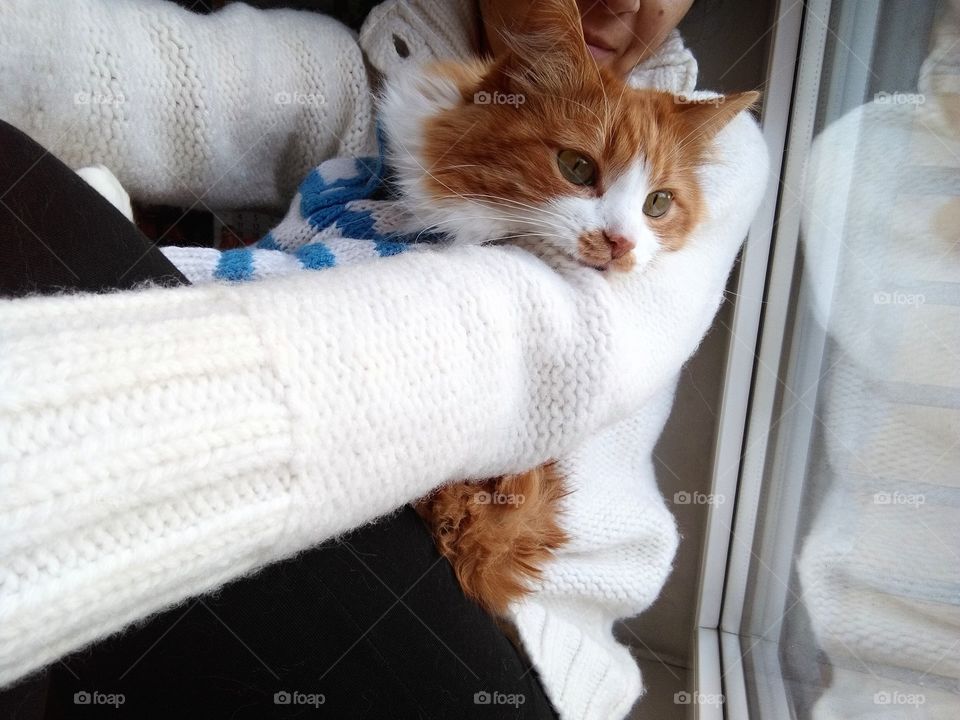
[487,0,592,93]
[675,91,761,139]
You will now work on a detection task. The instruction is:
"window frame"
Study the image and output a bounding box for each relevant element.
[692,1,892,717]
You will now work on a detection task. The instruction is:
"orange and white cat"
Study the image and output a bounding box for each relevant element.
[380,0,758,615]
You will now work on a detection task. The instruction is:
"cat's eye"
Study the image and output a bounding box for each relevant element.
[643,190,673,218]
[557,149,596,186]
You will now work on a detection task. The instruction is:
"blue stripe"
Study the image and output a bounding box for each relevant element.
[335,208,378,240]
[256,231,280,250]
[374,240,407,257]
[298,157,385,232]
[214,248,255,281]
[240,134,424,278]
[295,243,337,269]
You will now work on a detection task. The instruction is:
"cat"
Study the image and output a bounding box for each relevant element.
[380,0,758,616]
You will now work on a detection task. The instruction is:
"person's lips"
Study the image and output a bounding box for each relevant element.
[582,31,617,62]
[586,43,615,61]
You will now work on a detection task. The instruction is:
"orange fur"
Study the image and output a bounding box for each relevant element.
[411,0,758,615]
[414,464,569,616]
[418,3,758,267]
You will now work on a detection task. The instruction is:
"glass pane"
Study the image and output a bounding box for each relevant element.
[738,1,960,717]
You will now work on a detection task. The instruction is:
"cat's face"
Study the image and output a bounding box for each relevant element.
[381,0,757,272]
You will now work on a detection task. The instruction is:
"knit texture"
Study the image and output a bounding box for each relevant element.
[0,4,766,719]
[508,383,681,720]
[160,137,441,283]
[0,242,644,685]
[0,0,376,211]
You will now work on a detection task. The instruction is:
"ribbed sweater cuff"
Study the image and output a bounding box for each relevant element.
[1,283,300,686]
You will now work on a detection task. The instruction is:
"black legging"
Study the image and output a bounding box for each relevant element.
[0,120,558,720]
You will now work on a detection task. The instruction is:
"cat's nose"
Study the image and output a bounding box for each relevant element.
[605,233,635,260]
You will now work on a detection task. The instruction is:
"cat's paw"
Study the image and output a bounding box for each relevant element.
[76,164,134,222]
[414,464,568,616]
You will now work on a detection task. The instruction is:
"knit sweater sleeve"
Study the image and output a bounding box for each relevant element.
[0,242,632,686]
[0,0,375,211]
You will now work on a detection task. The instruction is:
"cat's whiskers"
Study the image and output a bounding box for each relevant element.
[597,64,614,140]
[609,66,631,127]
[411,219,569,245]
[389,133,514,229]
[497,232,569,241]
[422,201,569,229]
[470,207,571,235]
[389,137,573,242]
[419,213,560,230]
[457,196,569,221]
[454,193,571,224]
[415,212,570,239]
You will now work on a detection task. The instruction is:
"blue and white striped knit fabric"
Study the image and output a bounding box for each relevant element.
[161,143,443,284]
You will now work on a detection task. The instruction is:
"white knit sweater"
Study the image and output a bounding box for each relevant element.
[0,0,377,211]
[0,2,769,717]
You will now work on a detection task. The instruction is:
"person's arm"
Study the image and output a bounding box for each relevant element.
[0,245,614,687]
[0,0,375,211]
